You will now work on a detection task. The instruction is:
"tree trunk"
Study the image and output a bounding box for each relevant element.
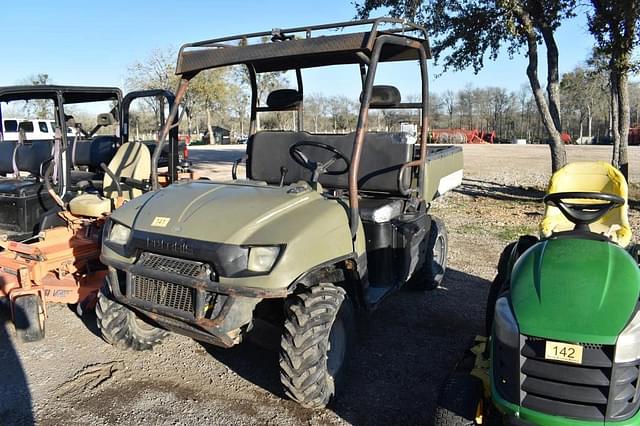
[523,27,566,171]
[617,71,630,179]
[587,104,592,140]
[579,116,583,144]
[610,73,621,168]
[206,108,214,145]
[540,26,562,132]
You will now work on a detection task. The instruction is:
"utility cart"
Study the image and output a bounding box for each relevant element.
[96,18,463,408]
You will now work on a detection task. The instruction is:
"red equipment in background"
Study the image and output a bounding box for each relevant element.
[431,129,495,144]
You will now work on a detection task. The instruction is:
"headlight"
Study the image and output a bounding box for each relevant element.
[247,246,280,272]
[615,309,640,363]
[108,222,131,245]
[494,297,520,349]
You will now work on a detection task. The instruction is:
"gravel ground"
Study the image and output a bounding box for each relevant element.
[2,144,638,425]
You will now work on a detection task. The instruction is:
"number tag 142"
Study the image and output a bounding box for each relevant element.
[545,341,584,364]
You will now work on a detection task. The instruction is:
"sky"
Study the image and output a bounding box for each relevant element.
[0,0,597,98]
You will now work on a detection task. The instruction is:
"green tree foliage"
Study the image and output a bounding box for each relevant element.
[355,0,577,171]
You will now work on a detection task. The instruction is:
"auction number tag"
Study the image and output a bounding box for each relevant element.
[151,216,171,227]
[545,341,583,364]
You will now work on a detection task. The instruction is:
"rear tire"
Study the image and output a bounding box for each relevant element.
[96,287,167,351]
[279,283,354,409]
[434,373,484,425]
[411,216,448,290]
[14,294,45,342]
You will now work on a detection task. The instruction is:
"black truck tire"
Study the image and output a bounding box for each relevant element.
[485,242,516,337]
[14,294,45,342]
[434,373,484,426]
[279,283,354,409]
[411,216,448,290]
[96,288,167,351]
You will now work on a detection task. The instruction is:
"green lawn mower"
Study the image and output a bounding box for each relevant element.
[435,161,640,425]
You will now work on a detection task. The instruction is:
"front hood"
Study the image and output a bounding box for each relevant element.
[511,238,640,344]
[112,181,319,244]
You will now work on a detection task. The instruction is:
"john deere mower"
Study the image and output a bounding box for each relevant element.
[0,86,191,342]
[436,161,640,425]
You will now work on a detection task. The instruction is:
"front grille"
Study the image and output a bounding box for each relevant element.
[137,252,206,277]
[521,336,640,421]
[131,275,194,314]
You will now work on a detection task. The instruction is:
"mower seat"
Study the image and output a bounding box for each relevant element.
[540,161,631,247]
[68,142,151,218]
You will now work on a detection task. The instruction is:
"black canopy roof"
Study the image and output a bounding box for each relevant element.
[176,18,430,75]
[0,85,121,103]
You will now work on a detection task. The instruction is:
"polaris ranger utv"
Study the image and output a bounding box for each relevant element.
[0,86,191,342]
[97,18,463,408]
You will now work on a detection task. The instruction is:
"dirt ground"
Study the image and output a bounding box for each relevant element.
[2,144,638,425]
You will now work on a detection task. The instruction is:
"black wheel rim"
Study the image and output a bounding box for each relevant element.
[37,298,45,333]
[432,234,445,273]
[327,313,346,378]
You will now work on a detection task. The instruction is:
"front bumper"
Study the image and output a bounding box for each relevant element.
[104,254,287,348]
[491,333,640,424]
[494,387,640,426]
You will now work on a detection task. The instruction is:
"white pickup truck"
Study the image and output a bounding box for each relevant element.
[1,118,73,141]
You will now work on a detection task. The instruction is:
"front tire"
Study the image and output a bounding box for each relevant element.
[14,294,45,342]
[96,287,167,351]
[434,373,484,425]
[279,283,354,409]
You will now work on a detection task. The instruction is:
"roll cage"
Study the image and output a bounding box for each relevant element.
[158,17,432,236]
[0,85,122,195]
[0,86,182,200]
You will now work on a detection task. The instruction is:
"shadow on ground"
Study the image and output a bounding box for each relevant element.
[67,304,101,339]
[203,268,490,425]
[457,178,545,203]
[0,301,35,425]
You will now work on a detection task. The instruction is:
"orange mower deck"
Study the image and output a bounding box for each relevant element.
[0,217,106,317]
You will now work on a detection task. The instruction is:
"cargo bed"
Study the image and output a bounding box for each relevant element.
[421,145,464,202]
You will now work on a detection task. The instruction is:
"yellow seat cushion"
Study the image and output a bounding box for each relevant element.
[68,142,151,218]
[540,161,631,247]
[68,193,112,218]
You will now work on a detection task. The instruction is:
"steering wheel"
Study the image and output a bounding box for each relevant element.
[543,191,624,232]
[289,141,350,183]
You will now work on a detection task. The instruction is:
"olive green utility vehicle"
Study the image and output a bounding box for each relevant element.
[97,18,463,408]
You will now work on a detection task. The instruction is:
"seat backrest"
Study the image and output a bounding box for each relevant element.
[540,161,631,246]
[103,142,151,200]
[0,142,18,175]
[14,140,54,177]
[247,131,413,194]
[71,136,119,171]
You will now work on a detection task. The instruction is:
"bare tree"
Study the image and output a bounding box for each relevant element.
[589,0,639,178]
[356,0,577,171]
[18,73,53,118]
